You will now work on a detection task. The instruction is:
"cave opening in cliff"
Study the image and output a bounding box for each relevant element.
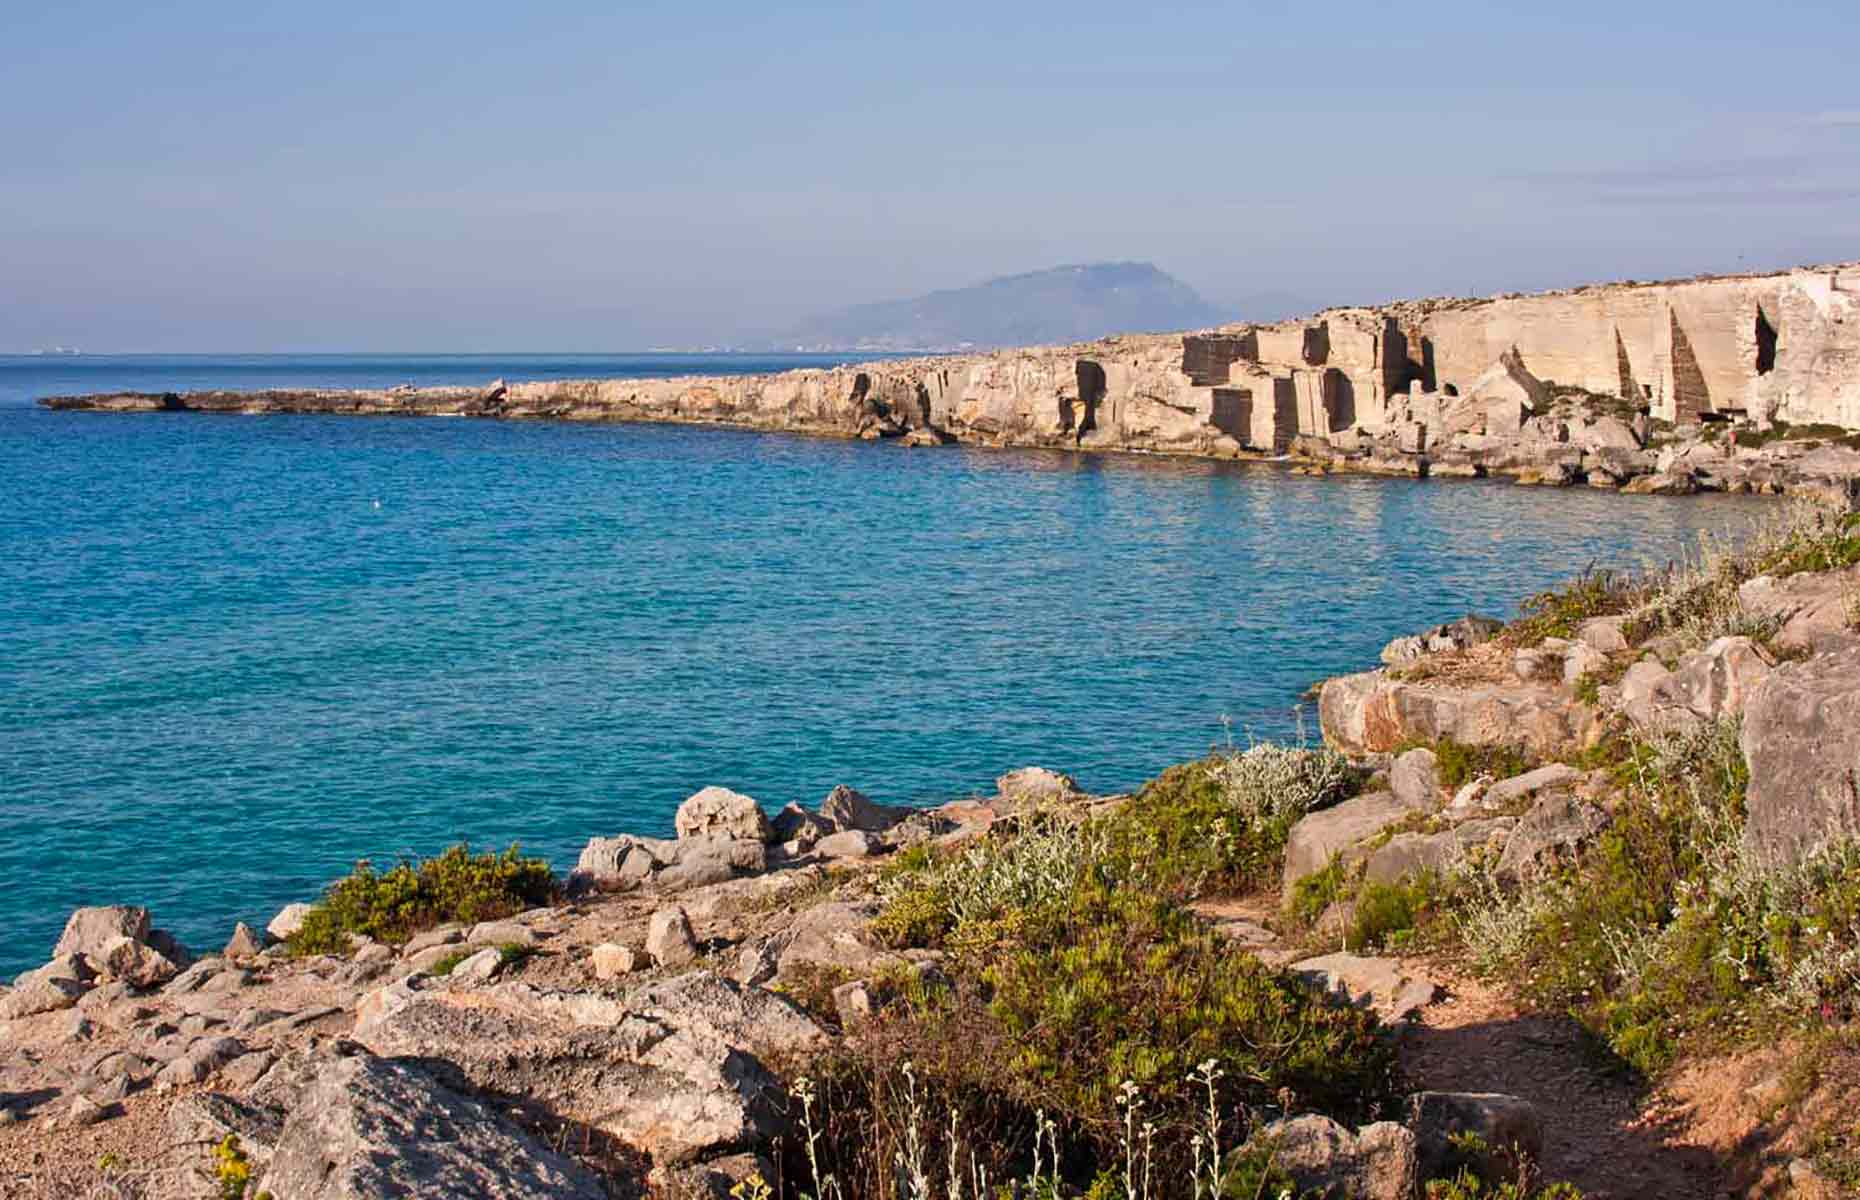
[1074,361,1105,437]
[1755,307,1778,375]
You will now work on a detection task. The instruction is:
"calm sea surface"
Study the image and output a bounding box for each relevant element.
[0,354,1762,976]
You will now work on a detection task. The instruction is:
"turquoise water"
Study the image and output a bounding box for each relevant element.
[0,356,1761,976]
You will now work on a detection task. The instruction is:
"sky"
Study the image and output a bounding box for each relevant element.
[2,0,1857,352]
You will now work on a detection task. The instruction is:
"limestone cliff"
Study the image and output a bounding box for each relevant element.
[41,263,1860,494]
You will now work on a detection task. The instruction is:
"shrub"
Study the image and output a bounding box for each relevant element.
[1348,873,1442,952]
[1100,746,1351,899]
[1510,570,1640,645]
[1420,738,1532,794]
[287,843,558,956]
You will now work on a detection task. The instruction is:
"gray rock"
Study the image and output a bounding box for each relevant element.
[465,920,536,948]
[1282,791,1420,895]
[156,1036,246,1088]
[1742,638,1860,865]
[1363,819,1515,885]
[994,766,1083,811]
[95,934,180,987]
[657,836,768,890]
[168,1091,286,1170]
[1292,953,1438,1022]
[814,830,881,859]
[675,786,773,843]
[53,906,151,961]
[648,907,700,969]
[591,943,638,981]
[818,785,907,833]
[404,944,463,973]
[1406,1091,1544,1181]
[1738,567,1860,653]
[1577,616,1629,654]
[730,939,780,988]
[1482,764,1581,811]
[165,959,224,995]
[1256,1115,1418,1200]
[0,976,86,1019]
[267,903,315,943]
[450,948,503,984]
[258,1055,606,1199]
[358,972,821,1167]
[1389,748,1441,811]
[224,923,265,959]
[770,802,833,847]
[1495,793,1610,882]
[774,902,906,981]
[1562,639,1607,688]
[66,1093,115,1127]
[403,926,464,955]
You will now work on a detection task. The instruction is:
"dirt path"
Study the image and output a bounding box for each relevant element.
[1395,963,1727,1199]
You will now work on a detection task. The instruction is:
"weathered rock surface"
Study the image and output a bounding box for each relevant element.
[53,906,152,961]
[1406,1091,1544,1180]
[1284,791,1427,894]
[1320,671,1587,757]
[1257,1114,1418,1200]
[267,903,314,943]
[1364,818,1515,885]
[818,784,908,832]
[259,1054,606,1199]
[1741,638,1860,864]
[1292,953,1438,1022]
[648,907,700,968]
[1496,793,1611,882]
[675,787,774,843]
[357,972,823,1165]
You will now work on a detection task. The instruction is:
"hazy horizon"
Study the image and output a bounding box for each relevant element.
[4,0,1856,353]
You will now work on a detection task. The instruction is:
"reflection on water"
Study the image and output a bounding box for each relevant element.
[0,407,1764,974]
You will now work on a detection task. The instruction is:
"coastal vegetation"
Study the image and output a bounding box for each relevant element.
[286,843,557,956]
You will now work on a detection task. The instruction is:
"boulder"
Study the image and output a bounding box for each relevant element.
[1741,639,1860,865]
[1320,671,1587,757]
[1257,1115,1418,1200]
[95,934,180,988]
[591,943,638,981]
[0,976,86,1019]
[1388,748,1441,810]
[657,836,768,891]
[1381,616,1503,665]
[1495,793,1610,882]
[1646,636,1776,726]
[1575,416,1641,452]
[404,926,464,955]
[1561,640,1607,688]
[770,803,833,847]
[267,903,315,943]
[259,1055,606,1200]
[224,923,265,959]
[1738,566,1860,653]
[675,787,773,843]
[53,906,151,961]
[1283,792,1422,895]
[1577,617,1630,654]
[1406,1092,1544,1181]
[16,953,97,989]
[1363,819,1515,886]
[465,920,536,948]
[814,830,881,859]
[357,973,822,1166]
[818,785,908,833]
[647,908,700,969]
[774,902,906,981]
[156,1036,246,1087]
[450,949,503,984]
[1468,349,1551,414]
[994,766,1083,811]
[1292,953,1438,1022]
[1482,763,1581,811]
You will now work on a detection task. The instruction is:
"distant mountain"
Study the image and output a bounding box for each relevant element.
[769,262,1227,352]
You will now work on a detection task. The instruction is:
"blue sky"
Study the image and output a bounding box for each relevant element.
[2,0,1856,351]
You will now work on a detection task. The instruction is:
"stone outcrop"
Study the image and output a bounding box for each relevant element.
[43,264,1860,497]
[1740,638,1860,865]
[259,1054,606,1200]
[1256,1114,1419,1200]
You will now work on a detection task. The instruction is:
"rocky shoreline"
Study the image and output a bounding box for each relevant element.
[6,519,1860,1197]
[37,262,1860,504]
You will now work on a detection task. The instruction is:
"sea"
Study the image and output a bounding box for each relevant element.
[0,353,1763,976]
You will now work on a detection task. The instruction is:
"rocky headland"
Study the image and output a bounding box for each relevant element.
[6,498,1860,1199]
[39,262,1860,503]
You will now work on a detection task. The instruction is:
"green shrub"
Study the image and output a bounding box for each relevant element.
[1509,571,1639,645]
[287,843,558,956]
[1100,746,1351,899]
[982,872,1390,1126]
[1349,873,1442,952]
[1418,738,1532,794]
[1285,856,1351,928]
